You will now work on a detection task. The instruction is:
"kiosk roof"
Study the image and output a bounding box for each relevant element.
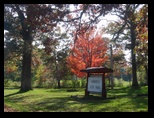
[80,67,113,73]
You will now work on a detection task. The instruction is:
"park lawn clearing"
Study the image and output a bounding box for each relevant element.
[4,86,148,112]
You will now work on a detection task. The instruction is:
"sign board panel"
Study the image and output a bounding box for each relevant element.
[88,75,102,92]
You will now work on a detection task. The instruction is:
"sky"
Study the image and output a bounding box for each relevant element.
[96,14,131,62]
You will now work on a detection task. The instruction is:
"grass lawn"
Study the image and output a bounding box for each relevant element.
[4,86,148,112]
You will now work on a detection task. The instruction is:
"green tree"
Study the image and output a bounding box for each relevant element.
[4,4,70,91]
[105,4,147,87]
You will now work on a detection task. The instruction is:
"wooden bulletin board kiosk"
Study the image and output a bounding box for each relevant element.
[80,67,113,99]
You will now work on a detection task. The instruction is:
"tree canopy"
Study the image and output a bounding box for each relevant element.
[4,4,148,91]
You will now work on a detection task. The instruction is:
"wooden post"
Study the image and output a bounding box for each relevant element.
[85,72,89,96]
[102,73,106,98]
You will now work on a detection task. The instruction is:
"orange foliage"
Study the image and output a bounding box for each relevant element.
[6,68,14,74]
[5,65,17,74]
[67,28,109,78]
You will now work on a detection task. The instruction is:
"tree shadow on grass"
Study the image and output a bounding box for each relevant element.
[127,86,143,95]
[68,94,115,105]
[107,86,148,97]
[34,96,113,112]
[4,89,31,97]
[34,97,70,112]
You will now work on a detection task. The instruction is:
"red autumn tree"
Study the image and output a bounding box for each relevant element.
[67,27,109,78]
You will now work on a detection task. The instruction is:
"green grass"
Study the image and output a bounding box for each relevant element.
[4,86,148,112]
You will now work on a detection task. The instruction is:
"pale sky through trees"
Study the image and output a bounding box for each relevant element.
[4,6,131,63]
[96,14,131,62]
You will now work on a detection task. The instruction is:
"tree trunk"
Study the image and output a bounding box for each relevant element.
[57,79,60,89]
[131,24,138,87]
[20,33,32,92]
[144,65,148,85]
[110,45,114,89]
